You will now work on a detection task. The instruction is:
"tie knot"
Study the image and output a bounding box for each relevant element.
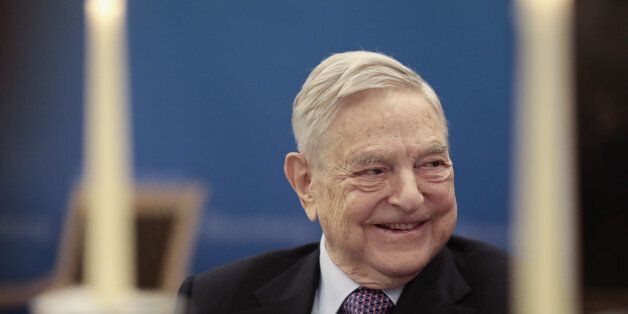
[341,287,395,314]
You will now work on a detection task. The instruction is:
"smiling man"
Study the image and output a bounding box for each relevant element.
[178,51,508,314]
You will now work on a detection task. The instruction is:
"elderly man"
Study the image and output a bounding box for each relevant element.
[178,51,508,313]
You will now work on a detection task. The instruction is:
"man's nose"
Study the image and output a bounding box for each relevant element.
[387,169,424,212]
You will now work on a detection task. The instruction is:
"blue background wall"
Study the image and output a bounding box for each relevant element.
[0,0,512,295]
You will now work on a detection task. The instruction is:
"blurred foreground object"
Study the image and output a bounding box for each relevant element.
[30,0,205,313]
[81,0,134,302]
[35,0,138,310]
[515,0,628,312]
[576,0,628,312]
[513,0,578,313]
[31,184,205,313]
[52,184,204,294]
[0,183,205,311]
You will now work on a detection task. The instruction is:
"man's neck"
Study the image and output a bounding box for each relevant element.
[323,236,416,290]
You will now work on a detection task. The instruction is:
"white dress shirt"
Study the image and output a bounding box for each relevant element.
[311,234,404,314]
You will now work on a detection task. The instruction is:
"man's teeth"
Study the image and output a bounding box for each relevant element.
[383,223,416,230]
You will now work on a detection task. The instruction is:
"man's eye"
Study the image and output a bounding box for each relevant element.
[417,160,450,180]
[366,168,384,175]
[356,168,385,176]
[421,160,449,170]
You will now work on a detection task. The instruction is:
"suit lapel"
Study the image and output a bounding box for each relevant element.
[234,243,475,313]
[393,248,475,314]
[237,246,320,314]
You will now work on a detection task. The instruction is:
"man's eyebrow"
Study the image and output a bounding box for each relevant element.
[347,152,391,167]
[346,143,450,167]
[421,143,450,156]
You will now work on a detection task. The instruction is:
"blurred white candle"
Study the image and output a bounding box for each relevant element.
[83,0,135,305]
[513,0,577,313]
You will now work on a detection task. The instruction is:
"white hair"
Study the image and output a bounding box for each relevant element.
[291,51,448,158]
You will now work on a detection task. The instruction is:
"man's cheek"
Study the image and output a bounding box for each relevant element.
[349,178,387,193]
[324,187,359,232]
[426,187,455,213]
[424,180,454,196]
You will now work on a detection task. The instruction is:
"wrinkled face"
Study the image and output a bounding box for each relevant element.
[309,87,457,288]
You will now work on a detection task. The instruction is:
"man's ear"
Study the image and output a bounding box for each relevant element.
[284,152,318,221]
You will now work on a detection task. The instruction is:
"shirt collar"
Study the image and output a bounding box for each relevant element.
[317,234,404,313]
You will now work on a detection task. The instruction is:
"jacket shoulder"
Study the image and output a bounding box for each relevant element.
[446,235,509,313]
[178,242,319,313]
[447,235,508,268]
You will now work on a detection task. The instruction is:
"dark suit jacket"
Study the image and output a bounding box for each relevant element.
[177,235,508,314]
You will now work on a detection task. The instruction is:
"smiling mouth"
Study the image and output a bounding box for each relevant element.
[376,222,425,231]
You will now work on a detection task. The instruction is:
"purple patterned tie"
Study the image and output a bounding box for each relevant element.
[340,287,395,314]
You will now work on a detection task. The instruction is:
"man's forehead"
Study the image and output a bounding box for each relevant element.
[336,89,440,127]
[311,87,448,164]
